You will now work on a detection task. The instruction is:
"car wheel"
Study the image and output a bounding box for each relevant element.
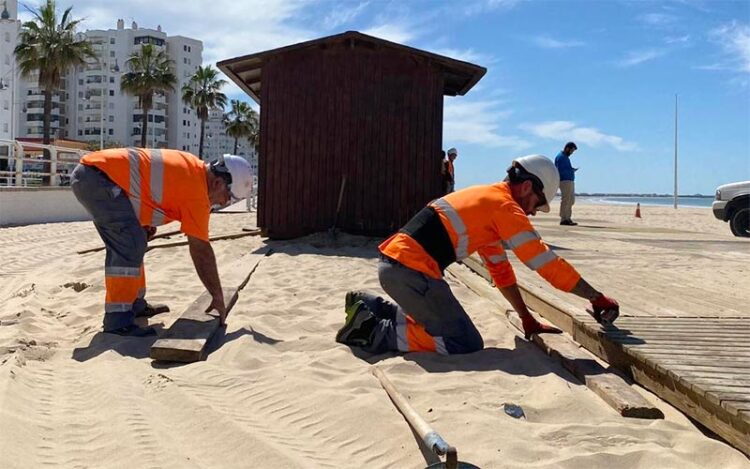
[729,207,750,237]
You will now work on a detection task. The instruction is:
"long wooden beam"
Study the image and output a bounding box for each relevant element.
[446,263,662,419]
[457,256,750,455]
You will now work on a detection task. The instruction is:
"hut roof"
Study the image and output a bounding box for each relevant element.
[217,31,486,104]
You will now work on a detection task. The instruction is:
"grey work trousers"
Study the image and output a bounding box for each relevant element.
[71,164,148,330]
[362,257,484,355]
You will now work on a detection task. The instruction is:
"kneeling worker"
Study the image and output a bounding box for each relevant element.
[71,149,253,336]
[337,154,619,354]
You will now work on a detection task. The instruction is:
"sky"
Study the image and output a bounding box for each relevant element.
[19,0,750,194]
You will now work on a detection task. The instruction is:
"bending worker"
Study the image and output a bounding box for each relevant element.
[71,149,253,337]
[336,154,619,354]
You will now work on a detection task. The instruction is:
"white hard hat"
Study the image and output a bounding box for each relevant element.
[511,154,559,213]
[447,147,458,156]
[212,154,253,200]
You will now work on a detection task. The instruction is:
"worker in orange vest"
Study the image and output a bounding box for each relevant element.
[336,154,619,354]
[442,147,458,194]
[71,149,253,336]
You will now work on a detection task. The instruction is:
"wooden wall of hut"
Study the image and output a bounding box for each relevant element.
[258,39,445,239]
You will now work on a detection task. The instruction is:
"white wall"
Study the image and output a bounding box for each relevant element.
[0,187,91,226]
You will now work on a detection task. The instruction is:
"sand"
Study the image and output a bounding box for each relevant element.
[0,200,748,468]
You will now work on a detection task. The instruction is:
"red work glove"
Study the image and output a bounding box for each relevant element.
[521,313,561,340]
[590,294,620,324]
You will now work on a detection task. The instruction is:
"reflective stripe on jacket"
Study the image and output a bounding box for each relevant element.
[81,148,211,241]
[379,182,581,292]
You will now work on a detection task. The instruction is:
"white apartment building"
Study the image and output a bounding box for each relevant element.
[202,106,257,169]
[0,0,20,144]
[3,0,70,144]
[69,20,202,152]
[168,35,202,154]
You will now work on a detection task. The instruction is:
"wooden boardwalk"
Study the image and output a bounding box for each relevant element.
[459,215,750,455]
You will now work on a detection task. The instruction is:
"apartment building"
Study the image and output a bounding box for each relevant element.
[0,0,20,143]
[68,19,202,152]
[202,106,257,169]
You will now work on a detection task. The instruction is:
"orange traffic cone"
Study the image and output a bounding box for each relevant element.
[635,203,641,218]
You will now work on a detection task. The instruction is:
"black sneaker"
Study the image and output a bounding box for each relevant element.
[135,303,170,318]
[104,325,157,337]
[560,219,578,226]
[335,300,377,347]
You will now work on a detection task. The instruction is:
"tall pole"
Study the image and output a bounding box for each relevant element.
[100,70,105,150]
[10,61,15,141]
[673,94,678,209]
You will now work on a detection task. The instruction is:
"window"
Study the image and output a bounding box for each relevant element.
[109,103,114,109]
[183,57,187,64]
[109,90,114,96]
[3,123,7,132]
[4,54,9,65]
[109,129,114,135]
[134,36,165,46]
[4,32,9,42]
[109,115,114,122]
[2,100,7,110]
[110,51,115,57]
[109,76,114,83]
[78,130,82,136]
[110,38,115,44]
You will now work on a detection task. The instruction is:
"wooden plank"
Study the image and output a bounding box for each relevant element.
[78,227,182,254]
[456,252,750,455]
[144,230,261,252]
[150,248,270,362]
[504,311,663,419]
[446,264,662,419]
[150,288,238,363]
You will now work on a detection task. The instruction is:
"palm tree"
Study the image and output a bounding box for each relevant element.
[223,99,259,154]
[182,65,227,158]
[120,44,176,148]
[14,0,95,183]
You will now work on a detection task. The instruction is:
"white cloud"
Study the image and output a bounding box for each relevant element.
[531,35,585,49]
[323,2,370,31]
[616,48,667,67]
[444,99,532,150]
[520,121,638,152]
[638,13,678,27]
[462,0,522,16]
[360,23,417,44]
[665,34,690,44]
[710,22,750,73]
[427,47,494,65]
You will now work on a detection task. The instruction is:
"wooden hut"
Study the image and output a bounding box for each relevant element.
[218,31,485,239]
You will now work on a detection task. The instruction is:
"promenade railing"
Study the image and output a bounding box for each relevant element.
[0,139,88,187]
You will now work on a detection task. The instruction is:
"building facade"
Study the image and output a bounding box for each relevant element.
[68,20,202,152]
[0,0,20,144]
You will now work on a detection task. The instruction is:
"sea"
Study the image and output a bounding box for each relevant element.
[580,196,714,208]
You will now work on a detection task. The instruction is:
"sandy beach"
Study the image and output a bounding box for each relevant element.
[1,200,749,468]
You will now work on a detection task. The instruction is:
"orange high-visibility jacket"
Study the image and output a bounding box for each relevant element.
[81,148,211,241]
[379,182,581,292]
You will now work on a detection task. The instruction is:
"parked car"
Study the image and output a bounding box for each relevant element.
[712,181,750,237]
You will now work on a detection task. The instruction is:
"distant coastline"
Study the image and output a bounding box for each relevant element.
[576,193,713,198]
[578,194,714,208]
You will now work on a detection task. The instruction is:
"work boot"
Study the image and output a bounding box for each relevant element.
[135,303,170,318]
[560,219,578,226]
[335,300,377,347]
[104,324,157,337]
